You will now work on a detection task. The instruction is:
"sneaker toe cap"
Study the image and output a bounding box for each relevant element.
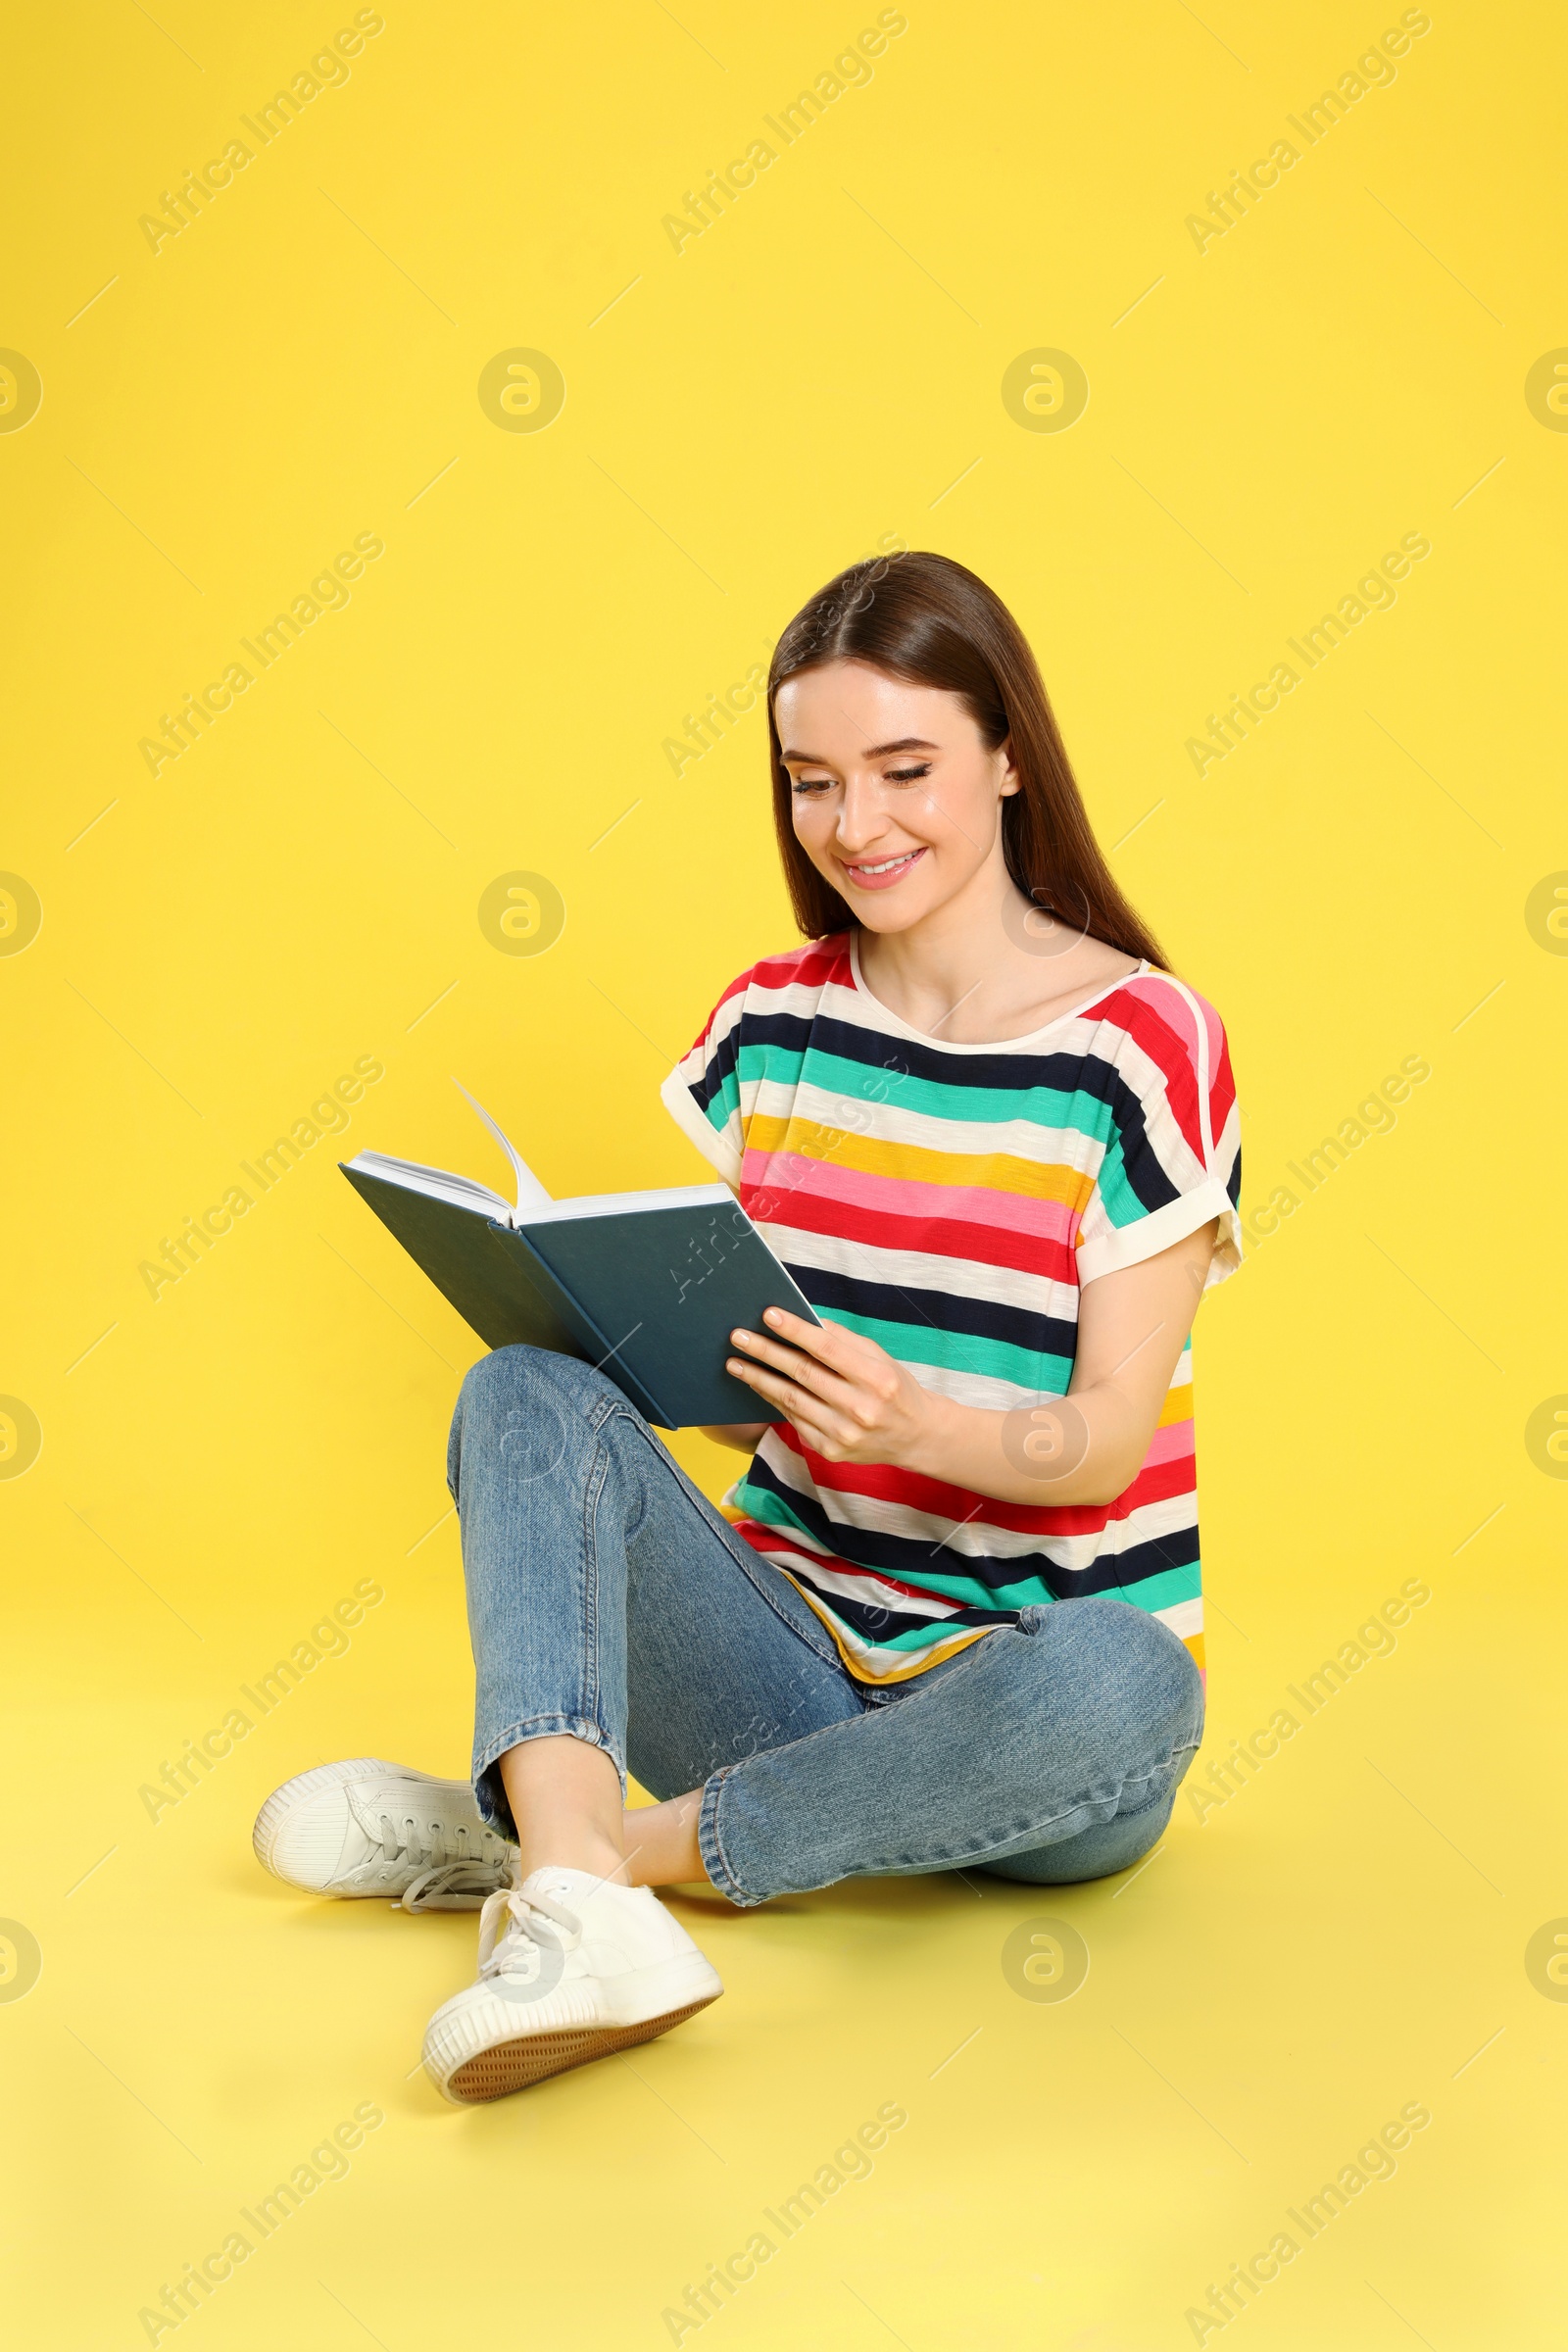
[267,1792,358,1886]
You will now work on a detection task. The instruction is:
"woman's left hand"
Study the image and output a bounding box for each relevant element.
[725,1307,939,1466]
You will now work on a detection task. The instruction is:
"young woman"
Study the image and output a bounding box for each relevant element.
[252,552,1241,2106]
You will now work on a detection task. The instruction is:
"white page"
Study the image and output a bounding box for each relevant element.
[529,1181,734,1224]
[344,1152,513,1221]
[453,1079,554,1221]
[353,1089,735,1231]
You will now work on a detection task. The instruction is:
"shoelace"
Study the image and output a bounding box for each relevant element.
[398,1857,513,1913]
[366,1810,514,1912]
[475,1881,583,1980]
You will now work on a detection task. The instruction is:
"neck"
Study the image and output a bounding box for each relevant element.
[850,852,1141,1045]
[856,845,1019,1024]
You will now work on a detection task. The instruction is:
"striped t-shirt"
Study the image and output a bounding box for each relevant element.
[661,933,1242,1684]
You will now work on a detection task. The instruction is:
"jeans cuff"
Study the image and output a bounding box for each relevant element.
[696,1767,764,1908]
[472,1712,626,1840]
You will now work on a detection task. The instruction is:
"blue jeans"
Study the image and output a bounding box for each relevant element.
[448,1347,1203,1908]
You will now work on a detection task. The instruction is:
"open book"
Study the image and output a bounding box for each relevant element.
[340,1083,818,1429]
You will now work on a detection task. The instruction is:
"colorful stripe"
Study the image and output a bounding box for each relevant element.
[662,933,1241,1683]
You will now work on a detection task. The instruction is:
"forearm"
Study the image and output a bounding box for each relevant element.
[723,1224,1214,1508]
[698,1421,767,1454]
[911,1383,1151,1508]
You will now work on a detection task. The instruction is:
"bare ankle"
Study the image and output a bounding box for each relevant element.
[499,1735,627,1886]
[517,1831,629,1886]
[622,1791,706,1887]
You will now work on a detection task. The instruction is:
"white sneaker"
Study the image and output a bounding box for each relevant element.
[252,1759,516,1910]
[422,1864,724,2104]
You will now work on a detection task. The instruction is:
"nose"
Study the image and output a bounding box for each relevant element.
[834,773,892,857]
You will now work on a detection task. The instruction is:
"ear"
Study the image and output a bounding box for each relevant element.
[997,736,1021,797]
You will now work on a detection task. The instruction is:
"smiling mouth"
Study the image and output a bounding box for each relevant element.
[840,847,927,887]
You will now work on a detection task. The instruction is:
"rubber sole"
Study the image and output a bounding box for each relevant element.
[439,1996,720,2104]
[251,1757,459,1888]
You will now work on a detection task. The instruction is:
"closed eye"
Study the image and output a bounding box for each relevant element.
[789,761,933,791]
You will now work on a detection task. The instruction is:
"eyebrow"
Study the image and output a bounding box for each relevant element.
[779,737,939,763]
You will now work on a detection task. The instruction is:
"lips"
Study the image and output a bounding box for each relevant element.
[839,846,927,892]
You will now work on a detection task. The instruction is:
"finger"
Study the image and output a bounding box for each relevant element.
[725,1356,858,1446]
[726,1354,818,1410]
[730,1336,894,1439]
[780,1412,844,1460]
[729,1328,860,1405]
[759,1306,868,1372]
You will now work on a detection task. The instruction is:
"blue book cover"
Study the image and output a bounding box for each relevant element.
[339,1084,818,1429]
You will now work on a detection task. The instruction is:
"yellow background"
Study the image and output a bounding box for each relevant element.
[3,2,1564,2344]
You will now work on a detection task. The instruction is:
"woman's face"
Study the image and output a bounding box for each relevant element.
[774,660,1018,934]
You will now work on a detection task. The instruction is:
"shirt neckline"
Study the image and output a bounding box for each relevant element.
[846,931,1152,1053]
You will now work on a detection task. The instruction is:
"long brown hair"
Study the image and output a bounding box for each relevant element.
[765,550,1167,968]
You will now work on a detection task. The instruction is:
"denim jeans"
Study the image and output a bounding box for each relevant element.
[448,1346,1203,1908]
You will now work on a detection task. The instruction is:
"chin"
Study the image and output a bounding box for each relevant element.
[819,864,946,932]
[852,895,932,933]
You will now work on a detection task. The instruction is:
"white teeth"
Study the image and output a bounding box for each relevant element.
[852,851,919,875]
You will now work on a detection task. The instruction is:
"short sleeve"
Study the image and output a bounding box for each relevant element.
[1074,977,1242,1291]
[659,967,752,1188]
